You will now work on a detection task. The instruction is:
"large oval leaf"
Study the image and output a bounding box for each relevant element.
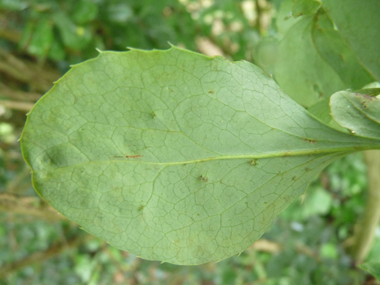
[20,47,380,265]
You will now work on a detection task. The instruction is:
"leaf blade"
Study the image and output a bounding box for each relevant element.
[331,91,380,139]
[21,47,380,264]
[322,0,380,81]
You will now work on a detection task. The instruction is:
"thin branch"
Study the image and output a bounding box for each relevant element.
[0,48,59,93]
[0,27,21,43]
[0,193,65,222]
[0,100,34,111]
[0,235,90,277]
[0,82,41,102]
[351,150,380,264]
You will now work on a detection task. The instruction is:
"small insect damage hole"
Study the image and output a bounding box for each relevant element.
[313,83,324,98]
[250,159,258,166]
[198,175,208,182]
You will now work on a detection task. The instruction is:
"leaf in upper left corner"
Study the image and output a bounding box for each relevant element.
[292,0,321,18]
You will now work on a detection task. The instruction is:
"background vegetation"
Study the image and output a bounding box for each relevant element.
[1,0,379,283]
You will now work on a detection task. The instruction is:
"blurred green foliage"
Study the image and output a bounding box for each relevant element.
[0,0,379,283]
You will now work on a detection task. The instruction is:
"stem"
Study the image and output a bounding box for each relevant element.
[0,100,34,112]
[255,0,262,33]
[351,150,380,264]
[0,82,41,102]
[0,235,90,277]
[0,193,65,222]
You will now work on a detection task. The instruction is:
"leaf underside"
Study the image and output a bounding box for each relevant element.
[331,91,380,139]
[20,47,380,265]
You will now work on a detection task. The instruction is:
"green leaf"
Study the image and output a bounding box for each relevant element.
[292,0,321,18]
[322,0,380,81]
[330,91,380,139]
[353,88,380,97]
[274,12,373,107]
[20,47,380,265]
[53,12,91,50]
[0,0,27,10]
[274,15,344,106]
[254,36,279,75]
[27,16,54,58]
[71,0,98,25]
[359,261,380,281]
[311,13,374,90]
[307,98,348,133]
[275,0,302,36]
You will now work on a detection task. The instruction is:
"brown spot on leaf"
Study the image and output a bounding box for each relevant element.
[303,138,316,143]
[126,155,143,159]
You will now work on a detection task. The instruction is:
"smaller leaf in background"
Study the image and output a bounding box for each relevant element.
[273,10,374,107]
[71,0,98,25]
[53,12,92,50]
[27,16,54,58]
[254,36,279,75]
[0,0,27,10]
[320,242,338,260]
[106,3,134,24]
[275,0,302,36]
[359,261,380,281]
[48,40,65,61]
[330,91,380,139]
[19,20,34,50]
[353,88,380,97]
[312,13,374,90]
[322,0,380,81]
[292,0,321,18]
[274,15,345,107]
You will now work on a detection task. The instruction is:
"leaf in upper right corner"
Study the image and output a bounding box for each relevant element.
[330,91,380,139]
[292,0,321,18]
[359,261,380,281]
[273,11,374,108]
[322,0,380,81]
